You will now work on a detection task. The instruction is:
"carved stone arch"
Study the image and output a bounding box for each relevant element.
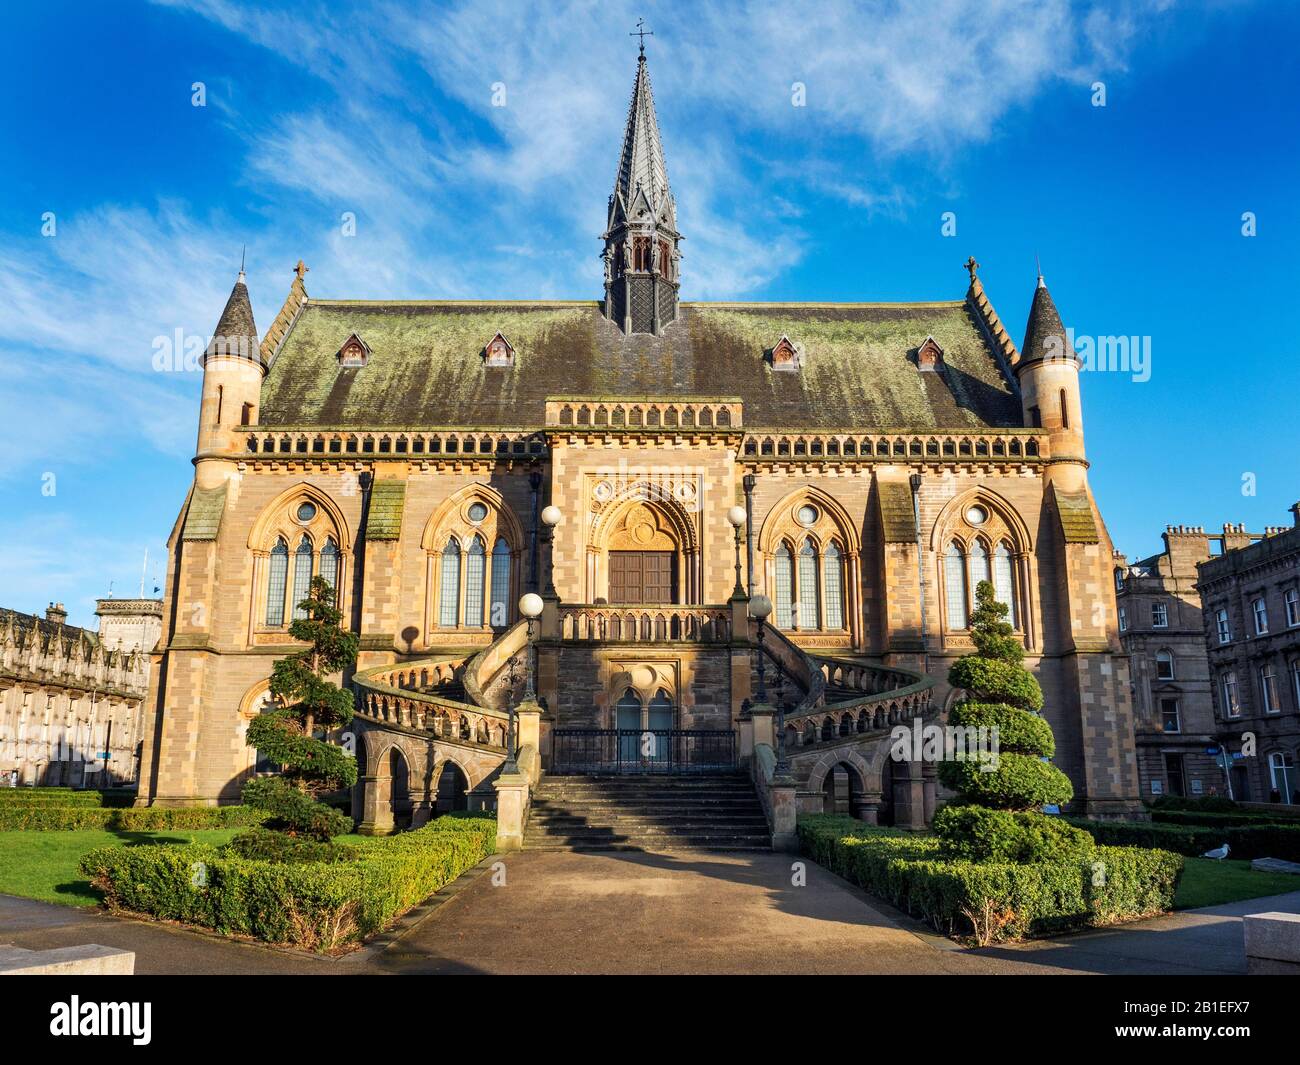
[589,481,699,553]
[422,481,525,552]
[757,484,861,555]
[806,748,871,794]
[247,481,352,552]
[927,486,1033,554]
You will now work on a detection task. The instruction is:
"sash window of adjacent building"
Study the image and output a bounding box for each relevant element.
[1160,697,1181,733]
[1221,671,1240,717]
[1260,663,1280,714]
[1285,587,1299,628]
[1291,659,1300,708]
[1118,606,1128,633]
[1152,601,1169,628]
[1253,596,1269,635]
[1155,649,1175,680]
[1216,609,1231,643]
[1269,752,1297,804]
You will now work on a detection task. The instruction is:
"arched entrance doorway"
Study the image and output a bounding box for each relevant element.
[589,486,700,603]
[822,761,862,816]
[435,760,469,814]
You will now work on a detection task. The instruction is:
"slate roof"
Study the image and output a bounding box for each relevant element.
[259,299,1023,431]
[1019,279,1071,368]
[180,485,227,541]
[1053,486,1101,544]
[877,481,917,543]
[206,273,261,363]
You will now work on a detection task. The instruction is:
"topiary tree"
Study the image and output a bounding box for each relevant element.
[242,576,358,840]
[935,581,1092,862]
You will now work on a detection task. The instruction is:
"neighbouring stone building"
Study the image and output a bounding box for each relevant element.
[0,599,161,787]
[136,46,1142,830]
[1197,507,1300,805]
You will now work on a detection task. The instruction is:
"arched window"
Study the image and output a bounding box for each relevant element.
[290,536,314,620]
[463,536,486,628]
[945,542,968,630]
[823,543,844,630]
[490,538,511,628]
[439,540,461,627]
[994,542,1016,627]
[319,537,339,595]
[774,543,794,629]
[648,688,673,732]
[266,538,289,627]
[797,539,819,630]
[970,540,991,595]
[1155,649,1175,681]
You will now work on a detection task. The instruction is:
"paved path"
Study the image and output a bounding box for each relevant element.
[4,851,1298,975]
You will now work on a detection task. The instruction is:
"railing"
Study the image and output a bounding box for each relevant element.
[352,659,511,751]
[551,728,737,774]
[560,604,731,643]
[463,619,531,710]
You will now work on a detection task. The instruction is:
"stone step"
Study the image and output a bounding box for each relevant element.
[529,816,771,831]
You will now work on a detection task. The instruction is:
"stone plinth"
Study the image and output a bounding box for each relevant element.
[0,944,135,975]
[1244,911,1300,975]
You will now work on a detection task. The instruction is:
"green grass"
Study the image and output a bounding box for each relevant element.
[0,829,366,908]
[1173,858,1300,910]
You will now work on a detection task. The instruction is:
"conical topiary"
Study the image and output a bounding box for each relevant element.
[934,581,1092,862]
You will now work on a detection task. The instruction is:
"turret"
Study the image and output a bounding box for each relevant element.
[195,269,264,484]
[1015,274,1087,489]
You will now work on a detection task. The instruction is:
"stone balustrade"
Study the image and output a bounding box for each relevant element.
[240,427,546,461]
[741,429,1045,464]
[353,661,510,751]
[560,604,731,643]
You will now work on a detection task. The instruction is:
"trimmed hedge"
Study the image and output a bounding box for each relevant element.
[0,804,268,832]
[800,815,1182,944]
[933,805,1095,863]
[937,752,1074,810]
[1070,817,1300,862]
[0,788,135,808]
[80,812,497,952]
[1151,809,1300,829]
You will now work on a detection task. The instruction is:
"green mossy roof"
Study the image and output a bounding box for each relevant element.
[259,300,1021,430]
[180,485,226,542]
[877,481,917,543]
[1054,487,1100,544]
[366,480,406,540]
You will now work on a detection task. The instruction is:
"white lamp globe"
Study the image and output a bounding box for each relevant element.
[540,505,562,527]
[518,592,544,619]
[749,594,773,620]
[727,505,747,528]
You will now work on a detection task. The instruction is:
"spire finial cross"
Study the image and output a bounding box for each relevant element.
[964,255,979,283]
[630,18,653,56]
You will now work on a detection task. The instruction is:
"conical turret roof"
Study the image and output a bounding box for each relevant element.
[1019,276,1072,367]
[205,271,260,362]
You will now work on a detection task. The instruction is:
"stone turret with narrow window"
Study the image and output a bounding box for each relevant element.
[602,44,681,335]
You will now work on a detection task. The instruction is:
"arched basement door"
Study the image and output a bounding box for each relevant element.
[436,761,469,814]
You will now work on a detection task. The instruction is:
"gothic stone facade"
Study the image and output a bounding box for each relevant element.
[136,53,1142,822]
[1,600,161,788]
[1197,508,1300,804]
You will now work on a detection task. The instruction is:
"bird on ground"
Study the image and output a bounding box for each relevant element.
[1202,843,1230,861]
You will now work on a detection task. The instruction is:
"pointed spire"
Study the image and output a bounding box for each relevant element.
[611,48,673,226]
[205,269,260,363]
[1019,274,1072,367]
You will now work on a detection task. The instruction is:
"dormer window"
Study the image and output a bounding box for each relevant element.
[337,333,371,368]
[483,331,515,368]
[916,335,944,372]
[769,335,802,373]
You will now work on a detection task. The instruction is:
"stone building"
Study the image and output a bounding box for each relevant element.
[1115,527,1229,800]
[0,599,160,787]
[1197,507,1300,804]
[136,47,1141,831]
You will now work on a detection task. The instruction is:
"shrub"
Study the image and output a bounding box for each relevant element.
[223,828,360,864]
[1151,809,1300,828]
[799,815,1182,944]
[80,813,496,952]
[241,777,351,840]
[947,657,1044,712]
[934,806,1095,863]
[0,803,268,832]
[1150,794,1238,813]
[947,701,1055,757]
[938,752,1074,810]
[1069,817,1300,862]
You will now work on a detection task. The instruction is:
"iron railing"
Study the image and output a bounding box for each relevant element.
[551,728,737,774]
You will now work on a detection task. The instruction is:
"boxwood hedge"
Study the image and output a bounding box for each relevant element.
[1069,817,1300,862]
[79,812,496,952]
[0,803,268,831]
[799,815,1183,944]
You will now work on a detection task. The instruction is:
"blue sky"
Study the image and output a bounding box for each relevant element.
[1,0,1296,627]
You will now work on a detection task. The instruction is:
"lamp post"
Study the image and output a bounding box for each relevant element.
[742,474,756,596]
[726,505,747,598]
[540,505,561,598]
[749,594,772,705]
[509,592,545,776]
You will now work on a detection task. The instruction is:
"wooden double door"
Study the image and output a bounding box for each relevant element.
[608,550,676,604]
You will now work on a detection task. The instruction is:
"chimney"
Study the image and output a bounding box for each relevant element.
[1291,501,1300,528]
[45,602,67,626]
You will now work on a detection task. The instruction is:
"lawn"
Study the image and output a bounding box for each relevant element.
[1173,857,1300,909]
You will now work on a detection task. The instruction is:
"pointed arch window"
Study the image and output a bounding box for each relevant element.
[797,539,820,630]
[993,542,1016,627]
[439,540,461,627]
[266,538,289,628]
[464,536,486,628]
[319,537,340,595]
[823,543,844,630]
[490,538,511,628]
[290,536,314,620]
[945,542,968,630]
[774,543,795,629]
